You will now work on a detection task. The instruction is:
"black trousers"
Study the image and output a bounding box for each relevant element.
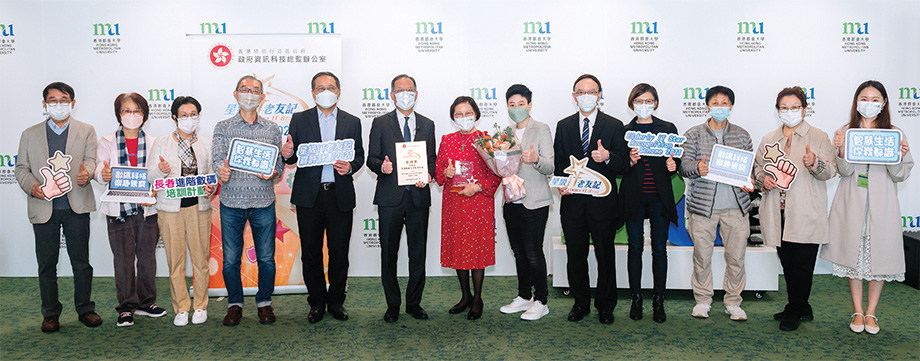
[298,186,352,309]
[378,190,429,309]
[503,203,550,304]
[106,210,160,313]
[33,209,95,318]
[777,240,818,318]
[562,214,617,312]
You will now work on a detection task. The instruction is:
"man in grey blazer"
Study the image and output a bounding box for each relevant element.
[15,82,102,332]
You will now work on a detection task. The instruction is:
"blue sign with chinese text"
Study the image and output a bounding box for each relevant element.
[845,129,902,165]
[227,138,279,176]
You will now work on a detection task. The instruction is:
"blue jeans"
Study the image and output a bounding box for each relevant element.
[220,202,276,305]
[626,201,669,297]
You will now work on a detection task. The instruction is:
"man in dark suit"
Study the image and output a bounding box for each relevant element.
[553,74,629,324]
[282,71,364,323]
[366,74,437,322]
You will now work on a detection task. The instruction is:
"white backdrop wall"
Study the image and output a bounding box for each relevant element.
[1,0,918,278]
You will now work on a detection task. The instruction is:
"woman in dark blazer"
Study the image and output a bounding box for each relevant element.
[621,83,680,323]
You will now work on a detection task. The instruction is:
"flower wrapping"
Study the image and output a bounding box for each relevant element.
[472,125,527,203]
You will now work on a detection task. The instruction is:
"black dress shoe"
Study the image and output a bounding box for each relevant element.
[567,306,590,322]
[329,304,348,321]
[467,299,483,320]
[448,300,470,314]
[652,296,666,323]
[773,311,813,321]
[307,307,324,323]
[629,296,643,321]
[406,306,429,320]
[780,317,802,331]
[384,307,399,323]
[599,311,615,324]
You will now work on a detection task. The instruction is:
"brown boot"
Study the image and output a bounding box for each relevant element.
[41,315,60,333]
[223,305,242,326]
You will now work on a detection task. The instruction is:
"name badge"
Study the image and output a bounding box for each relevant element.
[857,173,869,189]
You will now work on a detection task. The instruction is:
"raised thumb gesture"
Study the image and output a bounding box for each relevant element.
[158,155,171,174]
[591,139,609,163]
[382,155,393,174]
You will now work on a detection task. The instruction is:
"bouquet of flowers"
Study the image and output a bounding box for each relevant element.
[472,124,526,203]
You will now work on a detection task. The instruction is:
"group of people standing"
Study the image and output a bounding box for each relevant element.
[17,73,911,335]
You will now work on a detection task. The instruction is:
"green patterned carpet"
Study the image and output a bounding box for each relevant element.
[1,275,917,360]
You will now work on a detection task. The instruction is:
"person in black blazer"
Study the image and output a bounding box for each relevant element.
[554,74,630,324]
[282,71,364,323]
[366,74,437,322]
[620,83,681,323]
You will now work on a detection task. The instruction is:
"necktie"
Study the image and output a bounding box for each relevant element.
[403,117,411,190]
[582,118,590,155]
[403,117,411,142]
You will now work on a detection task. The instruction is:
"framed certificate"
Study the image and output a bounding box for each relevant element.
[845,129,902,165]
[395,141,429,186]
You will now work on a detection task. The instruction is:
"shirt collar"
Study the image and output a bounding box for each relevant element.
[581,109,598,124]
[233,112,267,127]
[319,107,338,121]
[398,110,416,124]
[47,118,70,135]
[793,120,811,137]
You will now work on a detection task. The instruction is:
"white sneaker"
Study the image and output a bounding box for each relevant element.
[173,312,189,326]
[725,305,748,321]
[521,301,549,320]
[192,309,208,324]
[691,303,711,318]
[500,296,533,314]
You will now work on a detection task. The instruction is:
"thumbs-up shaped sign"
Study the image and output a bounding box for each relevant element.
[698,155,709,176]
[40,167,72,200]
[101,160,112,182]
[764,158,797,190]
[220,159,231,183]
[282,134,294,159]
[803,144,816,168]
[444,158,456,178]
[382,155,393,174]
[591,139,609,163]
[158,155,171,174]
[76,162,90,186]
[522,143,537,163]
[666,153,677,172]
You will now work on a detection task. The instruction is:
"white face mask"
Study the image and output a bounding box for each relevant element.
[237,93,261,111]
[454,116,476,132]
[633,103,654,119]
[778,109,803,128]
[177,115,200,134]
[395,91,416,111]
[315,90,338,109]
[856,101,883,118]
[46,103,72,121]
[576,93,598,113]
[121,113,144,130]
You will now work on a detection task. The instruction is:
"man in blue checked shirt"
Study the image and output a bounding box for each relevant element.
[211,75,284,327]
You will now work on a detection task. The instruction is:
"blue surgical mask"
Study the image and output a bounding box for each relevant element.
[709,107,731,122]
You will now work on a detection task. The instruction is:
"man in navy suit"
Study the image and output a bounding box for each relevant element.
[553,74,630,324]
[282,71,364,323]
[366,74,437,322]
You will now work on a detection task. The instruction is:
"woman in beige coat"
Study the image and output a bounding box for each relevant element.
[754,87,836,332]
[821,80,913,335]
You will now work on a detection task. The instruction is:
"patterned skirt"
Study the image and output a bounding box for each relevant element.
[832,234,905,282]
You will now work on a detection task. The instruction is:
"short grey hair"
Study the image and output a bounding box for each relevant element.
[235,75,263,91]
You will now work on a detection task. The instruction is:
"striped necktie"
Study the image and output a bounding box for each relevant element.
[582,118,589,155]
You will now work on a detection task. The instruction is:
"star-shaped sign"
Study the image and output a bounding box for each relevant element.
[466,175,478,184]
[763,142,785,163]
[46,150,73,173]
[563,156,591,176]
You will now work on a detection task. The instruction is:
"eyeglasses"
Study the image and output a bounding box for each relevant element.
[779,106,804,111]
[237,87,263,95]
[120,109,143,116]
[633,99,656,105]
[314,85,338,92]
[574,90,599,96]
[46,100,72,105]
[453,111,475,118]
[393,88,416,94]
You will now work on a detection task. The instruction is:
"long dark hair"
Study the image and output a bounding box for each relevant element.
[848,80,891,129]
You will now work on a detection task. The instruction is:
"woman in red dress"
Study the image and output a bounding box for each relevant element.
[435,96,500,320]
